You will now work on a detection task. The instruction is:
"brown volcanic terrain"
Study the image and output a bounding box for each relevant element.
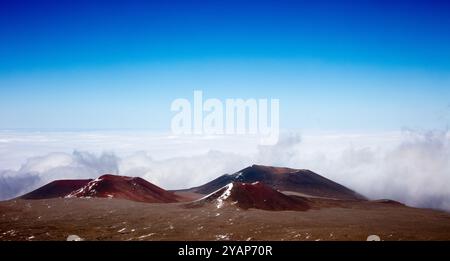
[1,165,450,241]
[66,174,179,203]
[181,165,365,200]
[1,197,450,241]
[188,182,310,211]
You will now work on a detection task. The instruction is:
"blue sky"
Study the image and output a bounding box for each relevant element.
[1,0,450,131]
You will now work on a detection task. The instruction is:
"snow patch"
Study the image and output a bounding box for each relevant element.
[138,233,155,239]
[192,182,235,209]
[215,234,230,241]
[117,228,126,233]
[216,183,233,209]
[66,177,104,198]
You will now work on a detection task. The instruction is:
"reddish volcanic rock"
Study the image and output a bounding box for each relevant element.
[66,174,178,203]
[189,182,310,211]
[21,179,93,199]
[185,164,365,201]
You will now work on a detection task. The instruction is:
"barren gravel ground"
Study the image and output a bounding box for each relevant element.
[1,198,449,241]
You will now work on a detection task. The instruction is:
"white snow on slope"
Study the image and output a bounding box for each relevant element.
[216,183,233,209]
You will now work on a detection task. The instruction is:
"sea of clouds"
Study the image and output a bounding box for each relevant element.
[0,129,449,211]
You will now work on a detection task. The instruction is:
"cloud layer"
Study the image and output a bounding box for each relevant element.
[0,130,449,211]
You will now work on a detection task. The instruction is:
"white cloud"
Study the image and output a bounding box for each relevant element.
[0,150,120,199]
[0,130,449,212]
[274,130,450,211]
[120,150,251,190]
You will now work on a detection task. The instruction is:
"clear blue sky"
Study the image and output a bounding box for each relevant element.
[1,0,449,131]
